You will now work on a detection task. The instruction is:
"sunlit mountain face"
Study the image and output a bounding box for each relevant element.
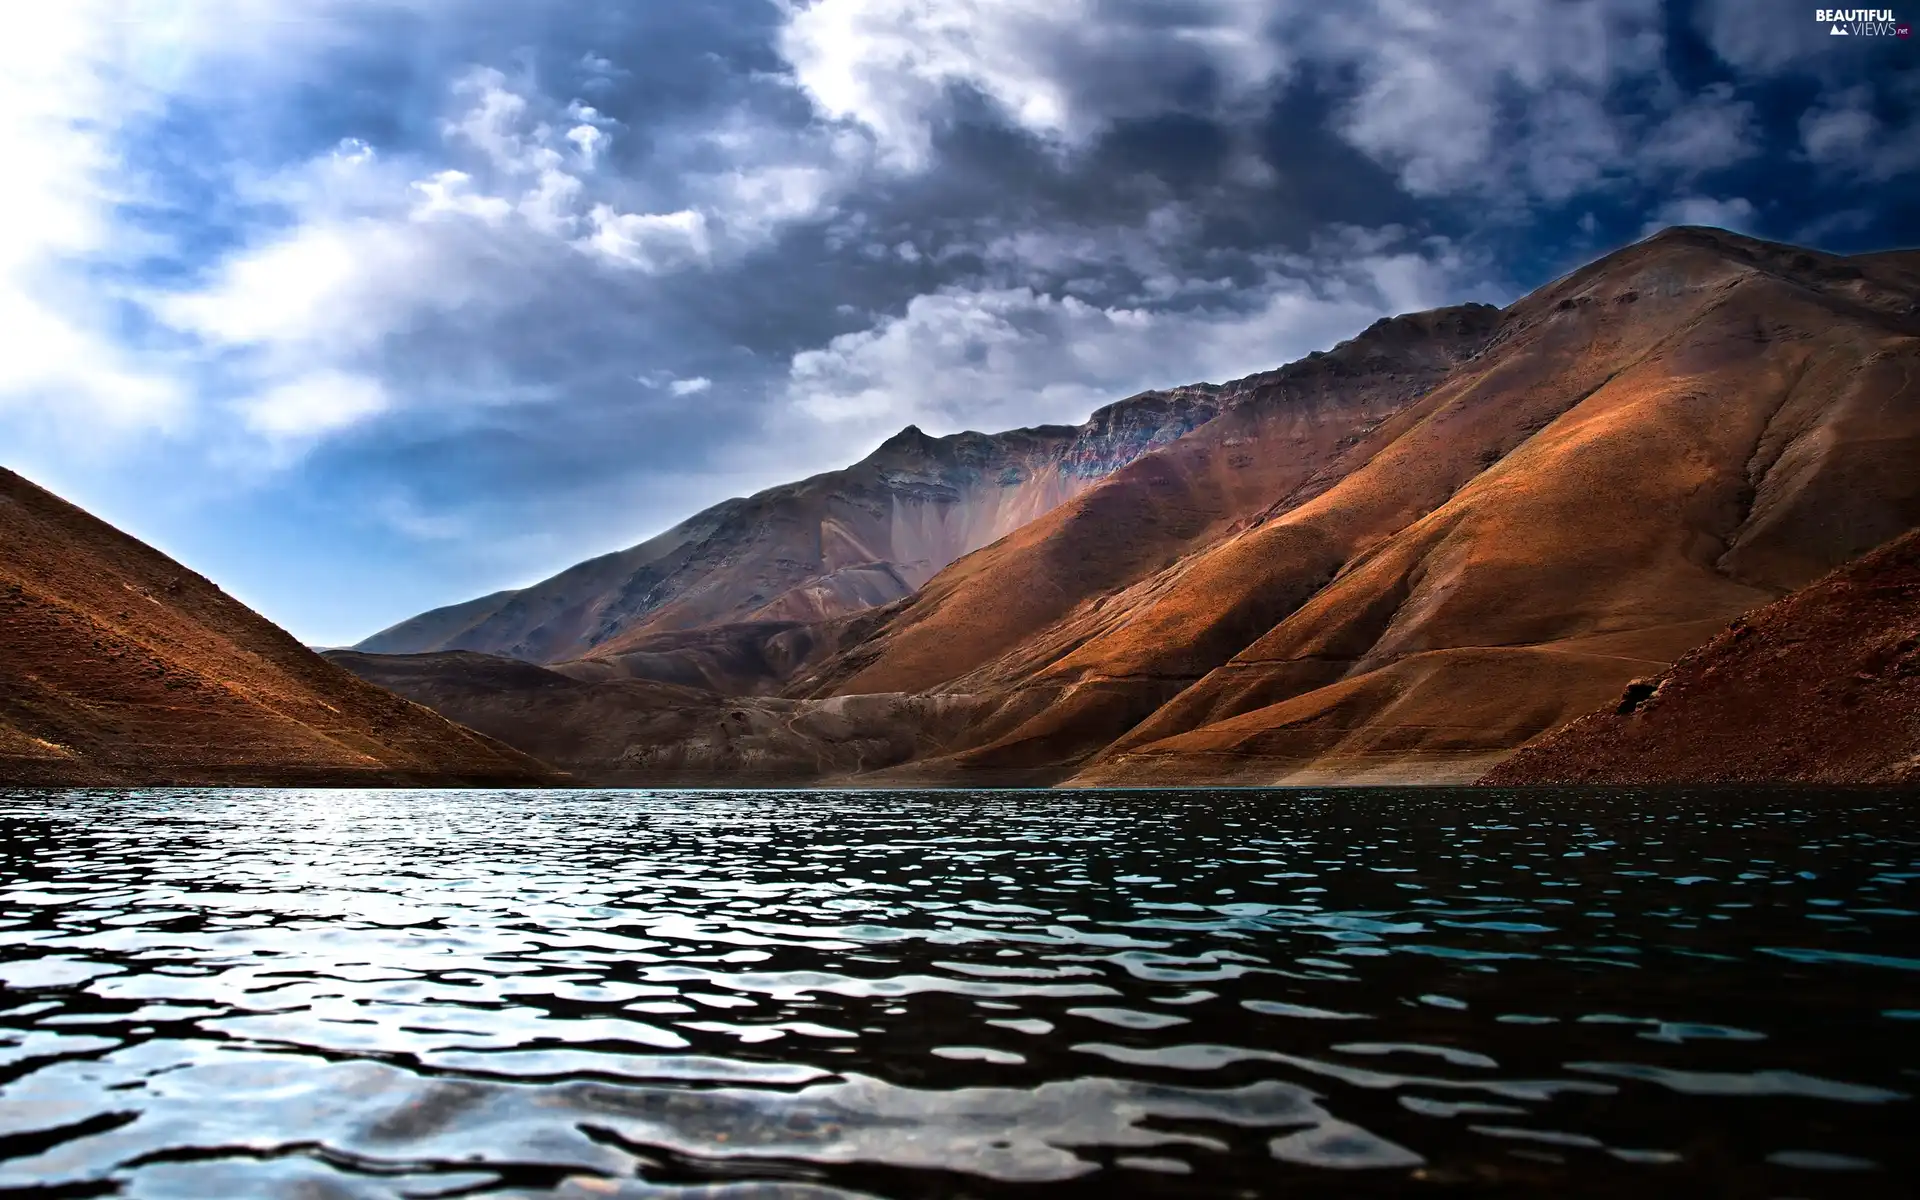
[3,1,1915,648]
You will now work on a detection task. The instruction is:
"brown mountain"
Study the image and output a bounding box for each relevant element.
[957,229,1919,785]
[355,392,1220,664]
[1480,527,1920,785]
[336,228,1920,788]
[0,468,561,787]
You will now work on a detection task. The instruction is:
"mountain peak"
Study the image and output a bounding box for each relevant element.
[876,423,935,454]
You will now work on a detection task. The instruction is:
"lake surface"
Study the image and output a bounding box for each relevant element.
[0,788,1914,1198]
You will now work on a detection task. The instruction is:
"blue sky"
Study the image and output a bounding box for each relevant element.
[4,0,1917,646]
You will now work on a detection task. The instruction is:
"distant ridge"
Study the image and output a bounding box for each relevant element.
[355,391,1220,663]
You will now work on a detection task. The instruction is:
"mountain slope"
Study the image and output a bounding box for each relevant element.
[769,228,1918,786]
[1479,527,1920,785]
[332,228,1919,789]
[326,650,984,786]
[786,303,1502,705]
[357,391,1219,664]
[1058,229,1920,784]
[0,468,562,787]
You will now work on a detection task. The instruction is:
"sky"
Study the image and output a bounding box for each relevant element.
[3,0,1918,646]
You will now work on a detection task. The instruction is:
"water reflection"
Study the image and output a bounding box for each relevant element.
[0,787,1914,1197]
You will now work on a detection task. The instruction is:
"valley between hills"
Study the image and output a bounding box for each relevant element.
[5,226,1918,788]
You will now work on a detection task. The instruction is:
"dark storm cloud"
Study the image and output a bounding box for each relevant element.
[4,0,1917,642]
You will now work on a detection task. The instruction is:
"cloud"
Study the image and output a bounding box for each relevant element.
[581,206,713,270]
[410,170,513,224]
[156,209,487,360]
[566,123,608,170]
[785,229,1493,437]
[142,63,842,455]
[1639,82,1760,174]
[776,0,1678,208]
[778,0,1288,169]
[668,376,713,396]
[1642,195,1758,236]
[240,371,389,439]
[0,3,183,434]
[1799,86,1920,182]
[1316,0,1664,201]
[1692,0,1810,72]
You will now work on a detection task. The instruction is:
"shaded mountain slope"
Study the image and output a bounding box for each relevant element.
[326,650,984,786]
[1479,528,1920,785]
[357,391,1219,664]
[776,228,1920,785]
[0,468,562,787]
[551,617,862,695]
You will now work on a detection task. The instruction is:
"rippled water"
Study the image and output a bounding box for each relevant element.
[0,788,1915,1198]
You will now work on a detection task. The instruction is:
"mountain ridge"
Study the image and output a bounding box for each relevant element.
[356,387,1222,663]
[335,227,1920,788]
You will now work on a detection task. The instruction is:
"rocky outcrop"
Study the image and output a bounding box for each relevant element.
[0,469,562,787]
[356,390,1220,665]
[1479,527,1920,785]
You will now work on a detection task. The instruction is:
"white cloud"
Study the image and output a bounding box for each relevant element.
[1692,0,1808,72]
[158,217,460,356]
[239,371,389,439]
[1516,90,1623,201]
[635,370,715,395]
[1640,82,1759,173]
[153,212,494,448]
[581,205,712,271]
[1801,100,1876,165]
[0,27,879,465]
[0,3,183,433]
[519,167,587,236]
[410,170,513,223]
[710,163,845,236]
[427,71,860,264]
[777,0,1287,169]
[785,230,1489,437]
[566,123,608,169]
[448,68,548,175]
[1642,195,1758,236]
[780,0,1078,169]
[775,0,1670,204]
[1314,0,1663,199]
[1799,86,1920,182]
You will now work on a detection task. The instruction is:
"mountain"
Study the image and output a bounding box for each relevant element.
[324,649,983,786]
[786,302,1503,705]
[1480,527,1920,785]
[0,468,562,787]
[967,229,1920,785]
[356,391,1220,664]
[336,228,1920,788]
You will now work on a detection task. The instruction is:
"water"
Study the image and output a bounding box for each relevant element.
[0,789,1914,1199]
